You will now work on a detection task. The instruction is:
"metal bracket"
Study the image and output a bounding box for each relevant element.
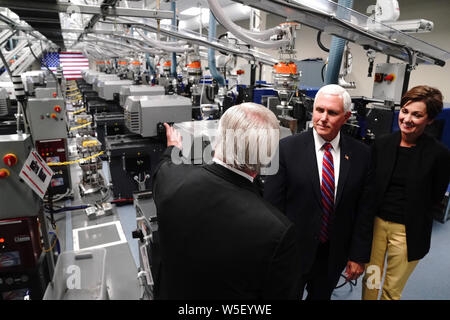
[134,173,150,192]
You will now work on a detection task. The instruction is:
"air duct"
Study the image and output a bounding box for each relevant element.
[324,0,354,85]
[208,12,225,87]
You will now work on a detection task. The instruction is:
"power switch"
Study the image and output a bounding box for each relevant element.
[50,113,57,119]
[3,154,17,167]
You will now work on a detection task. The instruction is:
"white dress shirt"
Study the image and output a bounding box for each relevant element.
[212,157,254,183]
[313,128,341,200]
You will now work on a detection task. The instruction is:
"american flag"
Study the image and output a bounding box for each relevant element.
[41,52,59,71]
[59,52,89,80]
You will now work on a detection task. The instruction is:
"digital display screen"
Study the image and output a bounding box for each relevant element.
[51,177,64,187]
[0,251,21,268]
[46,156,60,163]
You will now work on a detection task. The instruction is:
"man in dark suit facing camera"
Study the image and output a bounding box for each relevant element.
[264,84,375,300]
[152,102,302,299]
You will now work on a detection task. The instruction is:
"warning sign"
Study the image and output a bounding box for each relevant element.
[19,149,54,199]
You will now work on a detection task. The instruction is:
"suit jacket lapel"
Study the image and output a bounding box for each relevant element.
[306,131,322,206]
[335,134,350,208]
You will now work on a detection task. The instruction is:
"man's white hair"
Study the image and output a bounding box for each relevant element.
[314,84,352,113]
[214,102,279,173]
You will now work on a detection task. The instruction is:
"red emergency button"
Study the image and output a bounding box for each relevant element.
[51,113,57,119]
[384,74,395,82]
[0,168,10,179]
[54,106,61,113]
[52,92,57,98]
[3,153,18,167]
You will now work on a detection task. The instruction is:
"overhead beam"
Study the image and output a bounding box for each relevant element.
[0,12,56,44]
[231,0,449,66]
[0,1,174,19]
[0,25,125,36]
[106,18,279,66]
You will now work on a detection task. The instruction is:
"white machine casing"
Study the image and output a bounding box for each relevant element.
[0,82,16,100]
[92,74,120,92]
[0,87,10,116]
[124,95,192,137]
[83,71,103,84]
[119,85,165,107]
[97,80,133,101]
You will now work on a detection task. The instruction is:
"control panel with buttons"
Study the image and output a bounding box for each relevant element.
[0,216,46,299]
[0,134,40,220]
[372,63,407,103]
[25,98,68,141]
[35,138,71,195]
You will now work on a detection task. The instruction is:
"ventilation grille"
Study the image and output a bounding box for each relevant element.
[125,110,140,134]
[0,98,10,117]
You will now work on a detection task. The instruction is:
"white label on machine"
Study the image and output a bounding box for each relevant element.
[19,149,54,199]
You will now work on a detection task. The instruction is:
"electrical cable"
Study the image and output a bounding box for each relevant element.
[47,205,90,214]
[68,121,93,132]
[48,232,61,255]
[105,17,276,67]
[43,188,71,203]
[0,49,13,78]
[69,108,86,115]
[47,150,104,166]
[96,187,112,204]
[111,198,133,203]
[38,221,59,253]
[321,63,327,83]
[317,31,330,52]
[66,90,81,96]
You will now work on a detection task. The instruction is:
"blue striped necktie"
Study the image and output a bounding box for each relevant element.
[320,142,334,243]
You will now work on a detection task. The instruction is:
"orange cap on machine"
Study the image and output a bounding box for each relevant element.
[273,62,297,74]
[187,61,201,69]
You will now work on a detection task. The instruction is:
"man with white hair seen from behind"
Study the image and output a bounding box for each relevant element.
[152,102,302,299]
[264,84,375,300]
